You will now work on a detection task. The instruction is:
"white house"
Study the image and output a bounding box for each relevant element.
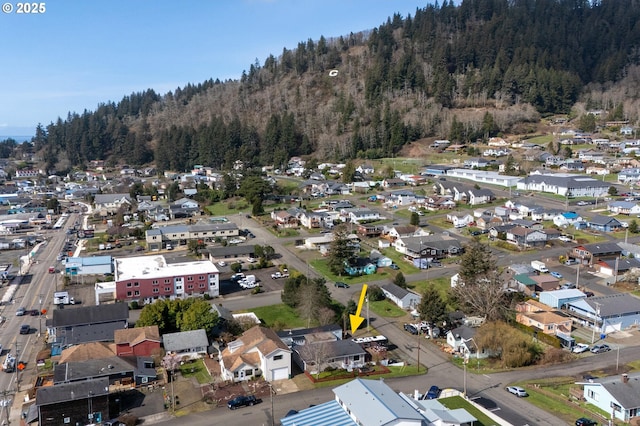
[516,173,609,197]
[552,212,582,227]
[446,213,474,228]
[381,283,421,309]
[162,329,209,361]
[219,326,292,382]
[579,372,640,422]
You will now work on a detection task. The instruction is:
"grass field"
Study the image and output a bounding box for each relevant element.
[179,359,212,384]
[439,395,499,426]
[243,304,308,329]
[368,299,408,318]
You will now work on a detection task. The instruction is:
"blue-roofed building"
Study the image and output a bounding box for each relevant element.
[64,255,113,276]
[281,400,357,426]
[281,378,478,425]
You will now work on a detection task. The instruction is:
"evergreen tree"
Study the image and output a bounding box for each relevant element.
[394,272,407,289]
[410,212,420,227]
[327,225,358,275]
[418,286,448,326]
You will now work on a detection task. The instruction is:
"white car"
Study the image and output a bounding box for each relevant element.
[506,386,528,397]
[217,261,227,267]
[558,236,572,242]
[572,343,590,354]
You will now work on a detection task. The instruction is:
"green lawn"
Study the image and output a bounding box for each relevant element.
[246,304,307,329]
[409,276,451,296]
[439,396,500,426]
[368,299,407,318]
[205,199,250,216]
[311,364,426,389]
[179,359,212,384]
[515,378,611,425]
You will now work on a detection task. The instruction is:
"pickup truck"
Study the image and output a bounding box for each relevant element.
[271,269,289,279]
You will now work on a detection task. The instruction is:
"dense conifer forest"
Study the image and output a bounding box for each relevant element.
[20,0,640,173]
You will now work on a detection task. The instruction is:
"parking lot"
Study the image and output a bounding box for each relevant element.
[218,265,287,296]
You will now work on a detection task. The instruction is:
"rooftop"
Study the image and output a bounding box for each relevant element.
[114,255,218,281]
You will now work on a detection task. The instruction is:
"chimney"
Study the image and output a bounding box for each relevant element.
[622,374,629,384]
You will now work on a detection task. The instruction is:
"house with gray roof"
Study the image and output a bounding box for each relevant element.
[296,339,367,374]
[381,283,421,309]
[516,173,609,197]
[93,193,133,216]
[162,329,209,360]
[607,200,640,216]
[36,378,110,426]
[49,303,129,346]
[565,293,640,334]
[571,242,623,266]
[578,372,640,422]
[586,215,623,232]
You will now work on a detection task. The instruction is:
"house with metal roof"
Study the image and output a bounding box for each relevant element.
[578,372,640,422]
[283,378,477,426]
[64,255,113,276]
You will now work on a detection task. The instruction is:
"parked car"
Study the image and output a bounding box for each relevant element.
[561,282,576,290]
[558,236,572,242]
[428,260,443,267]
[227,395,259,410]
[506,386,528,397]
[550,271,563,279]
[19,324,30,335]
[389,264,400,270]
[575,418,597,426]
[426,385,441,399]
[403,324,418,335]
[15,307,25,316]
[572,343,590,354]
[590,344,611,354]
[334,282,349,288]
[217,261,227,267]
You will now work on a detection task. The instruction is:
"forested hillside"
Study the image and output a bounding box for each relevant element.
[29,0,640,174]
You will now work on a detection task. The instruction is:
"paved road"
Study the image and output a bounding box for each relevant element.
[0,213,79,410]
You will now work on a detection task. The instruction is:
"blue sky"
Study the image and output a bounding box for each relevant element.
[0,0,426,137]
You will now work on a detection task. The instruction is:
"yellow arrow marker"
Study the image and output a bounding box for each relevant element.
[349,284,368,335]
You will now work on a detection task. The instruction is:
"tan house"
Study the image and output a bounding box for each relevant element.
[515,300,573,335]
[58,342,116,364]
[219,326,292,382]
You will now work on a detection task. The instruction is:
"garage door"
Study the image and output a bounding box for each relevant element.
[271,367,288,381]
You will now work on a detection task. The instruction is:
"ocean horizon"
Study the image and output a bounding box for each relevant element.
[0,135,31,142]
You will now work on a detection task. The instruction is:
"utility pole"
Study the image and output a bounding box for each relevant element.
[38,294,43,336]
[14,342,19,392]
[366,296,369,332]
[268,381,276,426]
